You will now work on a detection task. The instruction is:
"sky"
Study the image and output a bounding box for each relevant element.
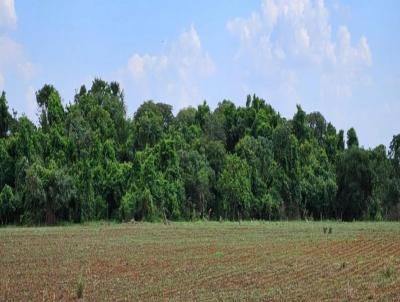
[0,0,399,148]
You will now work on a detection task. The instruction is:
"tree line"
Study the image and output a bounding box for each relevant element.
[0,79,399,224]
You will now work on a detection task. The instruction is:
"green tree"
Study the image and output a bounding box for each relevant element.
[14,117,39,161]
[214,100,238,151]
[23,161,76,224]
[369,145,390,220]
[133,105,164,150]
[299,140,336,219]
[389,134,400,169]
[36,85,65,131]
[179,149,213,219]
[385,135,400,219]
[307,111,326,145]
[0,139,14,190]
[335,148,373,220]
[347,128,359,149]
[0,92,12,138]
[235,135,278,219]
[337,130,345,151]
[195,101,210,131]
[292,105,309,142]
[0,185,15,224]
[218,154,252,220]
[120,187,155,221]
[324,123,338,163]
[272,122,301,218]
[1,79,400,224]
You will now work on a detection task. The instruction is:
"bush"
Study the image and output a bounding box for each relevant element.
[120,187,156,221]
[0,185,15,224]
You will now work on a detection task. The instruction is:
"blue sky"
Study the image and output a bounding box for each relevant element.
[0,0,399,148]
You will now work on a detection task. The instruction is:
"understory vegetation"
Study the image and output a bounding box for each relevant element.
[0,79,399,224]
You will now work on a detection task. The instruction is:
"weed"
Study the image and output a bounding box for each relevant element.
[76,273,85,299]
[328,227,332,234]
[215,251,224,258]
[345,281,355,299]
[382,264,396,279]
[323,227,327,234]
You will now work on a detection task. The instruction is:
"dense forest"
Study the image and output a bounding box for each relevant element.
[0,79,399,224]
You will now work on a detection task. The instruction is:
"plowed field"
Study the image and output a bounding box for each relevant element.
[1,222,400,301]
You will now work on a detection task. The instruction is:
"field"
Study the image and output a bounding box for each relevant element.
[1,222,400,301]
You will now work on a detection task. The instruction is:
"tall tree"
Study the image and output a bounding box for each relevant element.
[292,105,309,142]
[346,128,359,149]
[0,92,11,138]
[307,111,326,145]
[218,154,252,220]
[335,148,373,220]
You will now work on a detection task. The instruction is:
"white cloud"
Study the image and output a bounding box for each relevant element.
[0,0,35,95]
[227,13,263,45]
[227,0,372,68]
[0,0,17,30]
[226,0,372,114]
[317,25,372,101]
[0,36,35,94]
[0,0,38,124]
[0,35,35,79]
[127,54,167,79]
[122,25,215,108]
[337,26,371,67]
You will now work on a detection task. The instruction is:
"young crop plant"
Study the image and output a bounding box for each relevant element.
[76,273,85,299]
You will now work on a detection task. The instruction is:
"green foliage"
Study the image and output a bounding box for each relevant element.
[218,154,252,220]
[0,79,398,224]
[0,140,14,190]
[299,139,337,219]
[22,161,76,224]
[120,187,156,221]
[76,273,85,299]
[382,264,396,279]
[179,149,214,219]
[336,148,373,220]
[292,105,309,142]
[0,185,15,224]
[307,112,326,145]
[346,128,359,149]
[0,91,12,138]
[14,117,39,161]
[389,134,400,170]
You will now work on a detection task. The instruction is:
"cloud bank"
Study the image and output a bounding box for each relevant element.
[0,0,36,118]
[226,0,372,115]
[121,25,215,109]
[0,0,16,30]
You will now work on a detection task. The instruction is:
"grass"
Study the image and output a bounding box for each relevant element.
[1,221,400,301]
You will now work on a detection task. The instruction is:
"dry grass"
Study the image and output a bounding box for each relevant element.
[1,221,400,301]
